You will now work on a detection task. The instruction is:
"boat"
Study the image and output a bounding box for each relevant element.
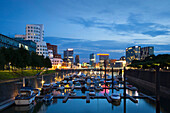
[110,93,121,101]
[32,89,40,96]
[89,90,95,96]
[95,86,101,91]
[15,89,36,105]
[89,86,95,91]
[42,84,52,94]
[87,79,91,85]
[130,87,138,91]
[74,82,81,88]
[58,85,65,90]
[69,91,76,96]
[43,94,53,102]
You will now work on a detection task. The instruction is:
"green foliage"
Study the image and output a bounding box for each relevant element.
[0,47,52,70]
[128,54,170,69]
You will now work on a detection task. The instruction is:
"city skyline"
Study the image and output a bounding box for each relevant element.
[0,0,170,62]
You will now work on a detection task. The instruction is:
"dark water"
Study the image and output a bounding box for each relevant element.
[1,71,169,113]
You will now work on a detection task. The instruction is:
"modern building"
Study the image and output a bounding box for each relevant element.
[46,43,62,69]
[90,53,96,66]
[126,46,141,64]
[51,58,63,69]
[24,24,48,57]
[64,48,74,63]
[36,41,48,57]
[115,60,126,68]
[140,46,154,60]
[0,34,36,52]
[15,34,26,40]
[97,53,109,67]
[46,43,61,58]
[75,55,80,65]
[25,24,44,42]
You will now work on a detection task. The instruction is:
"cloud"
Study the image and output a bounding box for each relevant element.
[68,14,170,38]
[142,30,170,37]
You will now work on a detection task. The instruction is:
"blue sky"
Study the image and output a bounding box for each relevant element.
[0,0,170,62]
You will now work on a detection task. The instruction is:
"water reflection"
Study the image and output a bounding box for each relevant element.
[1,71,168,113]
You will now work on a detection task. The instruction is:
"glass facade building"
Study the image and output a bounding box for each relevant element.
[0,34,36,52]
[126,46,141,64]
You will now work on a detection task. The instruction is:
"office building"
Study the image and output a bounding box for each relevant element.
[36,41,48,57]
[90,53,96,66]
[126,46,141,64]
[140,46,154,60]
[25,24,44,42]
[0,34,36,52]
[64,48,74,63]
[46,43,62,69]
[75,55,80,65]
[46,43,61,58]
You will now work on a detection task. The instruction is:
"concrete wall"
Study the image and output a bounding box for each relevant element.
[126,69,170,88]
[0,73,55,103]
[126,69,170,99]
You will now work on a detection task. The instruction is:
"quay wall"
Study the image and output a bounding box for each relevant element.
[0,73,55,103]
[126,69,170,99]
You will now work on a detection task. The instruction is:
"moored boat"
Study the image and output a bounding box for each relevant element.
[15,89,36,105]
[110,93,121,101]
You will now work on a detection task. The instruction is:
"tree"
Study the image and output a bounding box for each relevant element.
[44,57,52,69]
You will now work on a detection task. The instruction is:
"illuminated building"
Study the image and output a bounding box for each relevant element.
[126,46,141,64]
[97,53,109,67]
[64,48,74,63]
[0,34,36,52]
[25,24,44,42]
[51,58,63,69]
[47,43,62,69]
[140,46,154,60]
[109,59,117,66]
[46,43,61,58]
[75,55,80,65]
[115,60,126,68]
[90,53,96,66]
[36,41,48,58]
[15,24,48,58]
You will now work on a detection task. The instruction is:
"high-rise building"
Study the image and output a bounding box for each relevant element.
[90,53,96,66]
[24,24,48,58]
[64,48,74,63]
[126,46,141,64]
[140,46,154,60]
[75,55,80,65]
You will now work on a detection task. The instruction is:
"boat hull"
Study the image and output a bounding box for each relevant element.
[15,97,35,105]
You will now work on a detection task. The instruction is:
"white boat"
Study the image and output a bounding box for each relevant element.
[74,82,81,88]
[110,93,121,101]
[69,91,76,96]
[89,90,95,96]
[15,89,36,105]
[58,86,65,90]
